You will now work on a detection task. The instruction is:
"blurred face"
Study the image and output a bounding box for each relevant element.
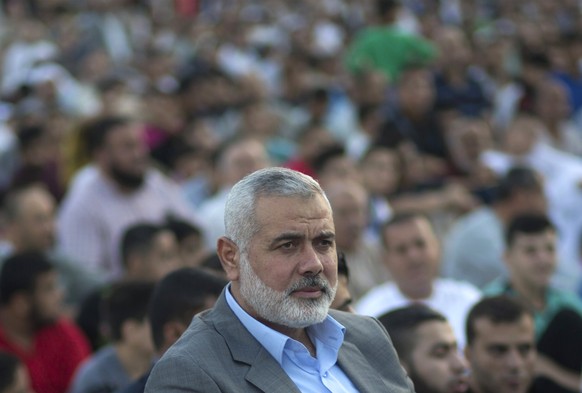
[436,29,472,68]
[447,119,493,173]
[178,233,206,267]
[299,127,336,161]
[505,230,557,291]
[465,316,536,393]
[101,123,148,190]
[327,185,368,251]
[503,117,540,156]
[360,148,400,196]
[406,321,469,393]
[11,188,56,252]
[231,195,338,329]
[536,82,571,121]
[331,274,354,313]
[145,230,182,281]
[319,156,359,185]
[221,140,269,187]
[398,69,435,115]
[126,318,155,357]
[383,217,440,299]
[31,271,64,328]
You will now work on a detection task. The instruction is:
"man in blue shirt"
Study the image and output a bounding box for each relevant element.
[145,167,414,392]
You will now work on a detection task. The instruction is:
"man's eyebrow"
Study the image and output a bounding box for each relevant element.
[269,231,335,246]
[316,231,336,240]
[270,232,305,246]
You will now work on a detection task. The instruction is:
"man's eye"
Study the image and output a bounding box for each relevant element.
[281,242,295,249]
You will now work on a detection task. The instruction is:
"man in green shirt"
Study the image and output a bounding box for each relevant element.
[484,214,582,393]
[345,0,437,82]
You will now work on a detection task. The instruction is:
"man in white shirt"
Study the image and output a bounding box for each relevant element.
[58,116,198,281]
[356,213,480,348]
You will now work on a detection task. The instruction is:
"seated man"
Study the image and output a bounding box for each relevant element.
[356,213,481,348]
[118,267,228,393]
[464,295,537,393]
[69,281,155,393]
[0,252,90,393]
[379,304,469,393]
[484,214,582,392]
[331,252,355,313]
[145,167,414,392]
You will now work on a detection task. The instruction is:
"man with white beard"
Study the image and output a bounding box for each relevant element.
[145,167,414,392]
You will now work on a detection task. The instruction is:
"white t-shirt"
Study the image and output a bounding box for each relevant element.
[355,278,481,349]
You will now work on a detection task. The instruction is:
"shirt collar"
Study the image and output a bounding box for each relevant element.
[225,283,346,367]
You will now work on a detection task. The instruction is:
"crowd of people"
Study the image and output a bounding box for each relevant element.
[1,0,582,392]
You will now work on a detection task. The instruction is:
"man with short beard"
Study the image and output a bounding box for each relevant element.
[379,305,469,393]
[0,252,90,393]
[145,167,414,392]
[464,296,538,393]
[57,116,199,281]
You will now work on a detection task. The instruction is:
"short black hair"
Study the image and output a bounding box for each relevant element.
[381,212,428,248]
[378,304,447,363]
[0,351,21,391]
[312,143,347,174]
[102,281,155,343]
[505,213,555,248]
[377,0,400,15]
[120,222,166,268]
[466,295,532,346]
[0,252,54,305]
[17,124,45,151]
[496,166,543,202]
[149,268,227,350]
[82,116,130,156]
[166,218,201,243]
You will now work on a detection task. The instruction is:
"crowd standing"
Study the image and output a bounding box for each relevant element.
[1,0,582,392]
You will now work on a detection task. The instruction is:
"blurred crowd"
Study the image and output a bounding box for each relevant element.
[1,0,582,392]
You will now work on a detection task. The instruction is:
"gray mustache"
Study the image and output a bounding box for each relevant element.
[286,276,330,295]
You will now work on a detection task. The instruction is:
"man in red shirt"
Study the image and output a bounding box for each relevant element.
[0,252,90,393]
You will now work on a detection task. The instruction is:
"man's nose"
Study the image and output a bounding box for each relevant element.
[297,245,324,276]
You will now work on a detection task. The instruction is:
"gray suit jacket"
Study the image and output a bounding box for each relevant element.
[145,290,415,392]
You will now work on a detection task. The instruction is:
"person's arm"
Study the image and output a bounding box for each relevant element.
[536,354,581,392]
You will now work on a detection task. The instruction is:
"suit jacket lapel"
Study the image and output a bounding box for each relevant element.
[210,291,301,393]
[337,340,389,393]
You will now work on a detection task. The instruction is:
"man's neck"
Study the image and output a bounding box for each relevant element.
[510,278,547,310]
[399,283,433,301]
[115,342,153,379]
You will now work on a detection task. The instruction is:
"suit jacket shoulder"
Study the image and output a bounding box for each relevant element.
[145,291,414,393]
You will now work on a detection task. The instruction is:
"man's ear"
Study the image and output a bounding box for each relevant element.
[217,236,240,282]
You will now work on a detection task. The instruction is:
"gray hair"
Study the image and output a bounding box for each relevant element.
[224,167,327,253]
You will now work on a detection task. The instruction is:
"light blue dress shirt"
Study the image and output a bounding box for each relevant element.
[225,286,360,393]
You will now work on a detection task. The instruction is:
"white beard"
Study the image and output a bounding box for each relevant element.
[238,253,337,328]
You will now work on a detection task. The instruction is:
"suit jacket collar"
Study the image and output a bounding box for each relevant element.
[207,289,392,393]
[209,289,302,393]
